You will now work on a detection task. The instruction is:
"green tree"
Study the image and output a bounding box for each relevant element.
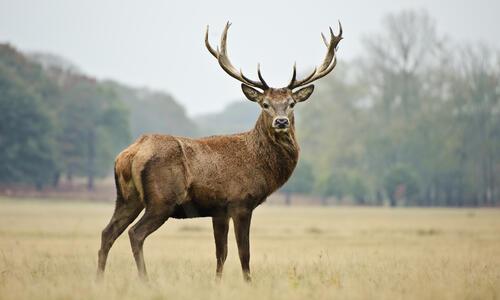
[383,165,420,206]
[448,45,500,206]
[56,74,130,190]
[281,160,315,205]
[348,174,368,205]
[316,172,349,205]
[0,64,58,187]
[106,81,198,138]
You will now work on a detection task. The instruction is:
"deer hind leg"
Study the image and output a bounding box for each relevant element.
[97,196,143,279]
[212,216,229,278]
[232,209,253,282]
[128,203,173,280]
[128,150,187,279]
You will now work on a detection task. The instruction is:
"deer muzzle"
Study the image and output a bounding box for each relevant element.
[272,117,290,132]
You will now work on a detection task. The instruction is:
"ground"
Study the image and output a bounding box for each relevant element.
[0,197,499,300]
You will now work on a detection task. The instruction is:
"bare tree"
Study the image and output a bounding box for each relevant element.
[361,9,443,116]
[451,44,500,206]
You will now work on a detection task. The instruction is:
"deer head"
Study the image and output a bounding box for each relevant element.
[205,22,343,133]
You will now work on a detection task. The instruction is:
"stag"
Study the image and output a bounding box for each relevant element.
[97,22,343,282]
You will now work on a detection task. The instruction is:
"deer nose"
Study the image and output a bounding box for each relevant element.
[273,117,290,128]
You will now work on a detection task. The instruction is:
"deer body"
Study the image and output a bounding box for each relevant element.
[97,22,342,282]
[117,111,298,219]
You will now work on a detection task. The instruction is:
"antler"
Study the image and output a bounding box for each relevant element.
[287,21,343,89]
[205,22,269,90]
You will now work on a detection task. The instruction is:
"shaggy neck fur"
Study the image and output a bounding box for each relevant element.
[248,111,300,191]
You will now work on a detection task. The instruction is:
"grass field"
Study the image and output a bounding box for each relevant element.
[0,197,499,300]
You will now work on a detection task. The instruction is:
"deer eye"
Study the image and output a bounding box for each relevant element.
[289,102,296,108]
[262,103,270,109]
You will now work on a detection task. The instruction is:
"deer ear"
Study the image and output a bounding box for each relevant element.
[241,84,263,102]
[292,85,315,102]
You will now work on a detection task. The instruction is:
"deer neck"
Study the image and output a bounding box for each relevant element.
[252,111,298,145]
[249,111,300,189]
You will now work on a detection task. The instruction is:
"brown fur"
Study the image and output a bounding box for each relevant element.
[118,110,298,211]
[97,96,301,282]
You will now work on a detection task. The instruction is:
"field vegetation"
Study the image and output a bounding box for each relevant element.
[1,198,499,299]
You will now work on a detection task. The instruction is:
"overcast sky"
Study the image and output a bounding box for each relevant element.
[1,0,499,116]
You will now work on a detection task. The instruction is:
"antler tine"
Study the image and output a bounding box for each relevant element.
[241,63,269,89]
[289,63,297,86]
[216,22,241,81]
[257,63,269,89]
[287,63,317,89]
[321,33,329,47]
[288,22,343,90]
[206,22,269,90]
[337,20,343,41]
[205,25,219,59]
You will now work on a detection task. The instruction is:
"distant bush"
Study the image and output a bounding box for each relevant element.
[383,164,420,206]
[281,160,315,205]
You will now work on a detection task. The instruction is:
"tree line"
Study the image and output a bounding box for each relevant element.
[1,10,498,206]
[0,45,196,190]
[282,10,500,206]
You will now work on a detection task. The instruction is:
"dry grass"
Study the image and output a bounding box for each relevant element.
[0,197,499,300]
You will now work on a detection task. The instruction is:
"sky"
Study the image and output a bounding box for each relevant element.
[1,0,499,116]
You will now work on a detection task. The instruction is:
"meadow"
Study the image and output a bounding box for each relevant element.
[0,197,499,300]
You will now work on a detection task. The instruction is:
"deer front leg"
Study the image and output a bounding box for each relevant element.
[232,209,253,282]
[212,216,229,279]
